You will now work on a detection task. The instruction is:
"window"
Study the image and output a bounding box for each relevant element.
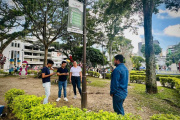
[18,43,20,48]
[15,43,17,47]
[24,52,32,55]
[25,46,32,50]
[11,42,14,47]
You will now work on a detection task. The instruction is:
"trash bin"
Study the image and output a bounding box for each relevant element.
[0,105,4,115]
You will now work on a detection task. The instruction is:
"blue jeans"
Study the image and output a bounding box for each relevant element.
[113,95,125,115]
[71,76,82,95]
[58,81,67,98]
[42,82,51,104]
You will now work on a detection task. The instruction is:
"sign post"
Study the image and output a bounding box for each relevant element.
[68,0,87,109]
[81,0,87,109]
[67,0,83,34]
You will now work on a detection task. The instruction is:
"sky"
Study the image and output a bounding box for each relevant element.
[124,4,180,55]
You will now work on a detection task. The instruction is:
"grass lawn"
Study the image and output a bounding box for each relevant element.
[129,83,180,115]
[87,77,110,87]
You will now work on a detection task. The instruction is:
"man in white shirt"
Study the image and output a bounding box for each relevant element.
[69,61,82,99]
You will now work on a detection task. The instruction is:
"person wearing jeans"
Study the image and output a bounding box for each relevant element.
[69,61,82,99]
[56,61,69,102]
[42,60,55,104]
[110,55,129,115]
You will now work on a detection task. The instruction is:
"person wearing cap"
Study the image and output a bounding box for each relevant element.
[69,61,82,99]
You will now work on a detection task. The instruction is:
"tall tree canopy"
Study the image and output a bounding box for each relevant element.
[131,56,145,70]
[72,47,108,67]
[104,0,180,94]
[141,44,162,56]
[11,0,69,66]
[0,0,28,54]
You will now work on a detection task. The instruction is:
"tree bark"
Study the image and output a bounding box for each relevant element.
[143,0,158,94]
[44,45,48,67]
[109,41,113,66]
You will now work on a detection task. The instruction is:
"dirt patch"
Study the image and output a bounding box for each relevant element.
[0,76,158,120]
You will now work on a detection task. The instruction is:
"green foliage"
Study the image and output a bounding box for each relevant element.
[130,75,146,83]
[4,88,25,109]
[160,77,180,93]
[131,56,144,70]
[5,88,141,120]
[87,71,94,77]
[141,44,162,56]
[105,73,111,79]
[0,69,9,75]
[87,71,100,78]
[12,95,44,120]
[73,47,108,67]
[130,83,180,115]
[150,114,180,120]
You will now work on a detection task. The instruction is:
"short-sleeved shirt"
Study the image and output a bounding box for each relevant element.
[57,67,68,81]
[70,66,82,76]
[42,67,50,83]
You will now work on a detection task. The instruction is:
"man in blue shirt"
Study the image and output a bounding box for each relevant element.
[110,54,129,115]
[56,61,69,102]
[42,60,55,104]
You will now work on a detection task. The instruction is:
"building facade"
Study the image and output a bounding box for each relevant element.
[1,39,66,71]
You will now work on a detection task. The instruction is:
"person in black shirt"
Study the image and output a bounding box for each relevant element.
[42,60,56,104]
[56,61,69,102]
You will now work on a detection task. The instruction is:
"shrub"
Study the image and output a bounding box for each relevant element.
[0,69,9,75]
[150,114,180,120]
[27,70,31,74]
[130,75,146,83]
[94,72,100,78]
[4,88,25,109]
[12,95,44,120]
[87,71,94,76]
[5,88,141,120]
[160,77,180,93]
[160,77,175,88]
[105,73,111,79]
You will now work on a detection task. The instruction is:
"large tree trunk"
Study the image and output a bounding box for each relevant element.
[109,41,113,66]
[44,45,48,67]
[143,0,158,94]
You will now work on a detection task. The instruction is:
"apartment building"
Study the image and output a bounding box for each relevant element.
[1,39,66,71]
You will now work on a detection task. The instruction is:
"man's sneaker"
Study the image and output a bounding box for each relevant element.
[56,98,61,102]
[73,95,77,99]
[64,97,68,101]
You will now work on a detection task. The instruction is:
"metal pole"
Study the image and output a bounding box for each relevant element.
[81,0,87,109]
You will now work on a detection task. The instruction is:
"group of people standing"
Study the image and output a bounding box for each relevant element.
[41,60,82,104]
[41,54,129,116]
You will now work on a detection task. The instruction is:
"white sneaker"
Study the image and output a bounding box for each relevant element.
[64,97,68,101]
[56,98,61,102]
[73,95,77,99]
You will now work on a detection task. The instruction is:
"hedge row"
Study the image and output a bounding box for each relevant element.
[130,75,146,84]
[0,69,9,75]
[4,88,140,120]
[87,71,100,78]
[27,70,39,75]
[5,88,180,120]
[159,77,180,93]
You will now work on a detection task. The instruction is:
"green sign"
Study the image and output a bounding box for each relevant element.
[67,0,83,34]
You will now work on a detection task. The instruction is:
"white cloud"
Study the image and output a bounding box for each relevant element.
[164,24,180,37]
[124,27,144,54]
[157,9,180,19]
